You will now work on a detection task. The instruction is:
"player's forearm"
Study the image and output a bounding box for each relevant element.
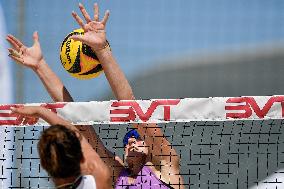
[33,59,74,102]
[76,125,115,158]
[95,48,135,100]
[135,123,179,162]
[36,107,76,131]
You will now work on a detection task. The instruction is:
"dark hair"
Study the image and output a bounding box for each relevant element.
[37,125,83,178]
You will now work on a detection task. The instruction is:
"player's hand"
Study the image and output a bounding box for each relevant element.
[6,32,44,71]
[10,106,40,125]
[70,3,110,52]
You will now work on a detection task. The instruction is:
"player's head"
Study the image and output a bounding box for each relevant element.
[123,129,148,166]
[37,125,83,178]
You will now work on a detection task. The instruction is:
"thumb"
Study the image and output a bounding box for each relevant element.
[33,31,40,45]
[69,35,87,43]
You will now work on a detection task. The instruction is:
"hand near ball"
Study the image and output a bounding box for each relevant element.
[71,3,110,52]
[6,31,44,71]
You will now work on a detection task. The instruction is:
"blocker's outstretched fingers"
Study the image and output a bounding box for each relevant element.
[101,10,110,26]
[22,117,30,125]
[16,115,25,125]
[24,117,38,125]
[72,11,87,31]
[6,36,21,51]
[28,117,39,125]
[8,48,21,58]
[94,3,99,21]
[7,34,24,49]
[8,53,24,64]
[79,3,92,23]
[10,107,22,114]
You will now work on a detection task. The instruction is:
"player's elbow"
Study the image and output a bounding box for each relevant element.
[171,154,181,168]
[163,151,181,168]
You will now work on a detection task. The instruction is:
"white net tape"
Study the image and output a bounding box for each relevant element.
[0,96,284,188]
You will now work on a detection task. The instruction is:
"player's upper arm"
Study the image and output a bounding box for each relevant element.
[79,136,113,188]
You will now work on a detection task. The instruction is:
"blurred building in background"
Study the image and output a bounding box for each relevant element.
[125,44,284,100]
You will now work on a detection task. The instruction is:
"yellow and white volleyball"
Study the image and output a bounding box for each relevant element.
[60,28,103,80]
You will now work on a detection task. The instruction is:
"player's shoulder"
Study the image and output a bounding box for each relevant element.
[77,175,97,189]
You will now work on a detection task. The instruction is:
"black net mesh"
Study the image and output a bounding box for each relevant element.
[1,120,284,188]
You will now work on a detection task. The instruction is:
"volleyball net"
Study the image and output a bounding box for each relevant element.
[0,96,284,188]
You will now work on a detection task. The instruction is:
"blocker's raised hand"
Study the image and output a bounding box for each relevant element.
[6,32,44,71]
[71,3,110,52]
[10,106,40,125]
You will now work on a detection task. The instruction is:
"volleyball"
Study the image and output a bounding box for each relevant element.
[60,28,103,79]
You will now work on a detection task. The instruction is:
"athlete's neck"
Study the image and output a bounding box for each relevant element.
[128,156,147,176]
[53,175,78,188]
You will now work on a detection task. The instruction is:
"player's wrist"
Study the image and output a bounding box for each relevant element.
[93,41,111,54]
[33,57,46,72]
[36,106,46,117]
